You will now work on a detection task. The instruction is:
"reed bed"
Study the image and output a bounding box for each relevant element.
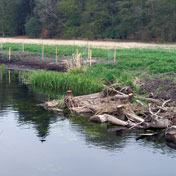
[21,64,135,95]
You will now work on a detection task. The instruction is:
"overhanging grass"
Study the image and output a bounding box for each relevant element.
[21,64,136,95]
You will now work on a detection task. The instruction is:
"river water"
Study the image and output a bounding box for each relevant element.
[0,71,176,176]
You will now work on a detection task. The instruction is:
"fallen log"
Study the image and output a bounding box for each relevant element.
[136,132,160,140]
[125,110,145,123]
[116,105,126,121]
[135,96,161,105]
[112,94,129,100]
[62,88,176,131]
[136,132,158,137]
[70,107,94,115]
[90,114,128,126]
[107,115,129,126]
[157,106,176,113]
[39,100,60,110]
[89,114,108,123]
[144,118,172,129]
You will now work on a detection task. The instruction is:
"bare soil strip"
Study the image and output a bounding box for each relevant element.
[0,51,68,72]
[0,38,176,49]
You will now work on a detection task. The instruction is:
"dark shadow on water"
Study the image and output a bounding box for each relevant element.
[0,70,58,142]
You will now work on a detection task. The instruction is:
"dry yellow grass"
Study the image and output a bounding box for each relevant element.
[0,37,176,49]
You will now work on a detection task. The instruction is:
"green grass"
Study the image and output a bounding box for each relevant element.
[2,43,176,74]
[0,64,6,71]
[3,42,176,95]
[21,64,136,95]
[117,48,176,74]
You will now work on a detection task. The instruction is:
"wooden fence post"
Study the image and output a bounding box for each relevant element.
[89,50,92,67]
[56,47,58,64]
[76,49,79,68]
[114,47,116,64]
[9,48,11,61]
[42,45,44,60]
[22,43,24,52]
[88,45,90,60]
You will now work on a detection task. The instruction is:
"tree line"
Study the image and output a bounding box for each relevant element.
[0,0,176,42]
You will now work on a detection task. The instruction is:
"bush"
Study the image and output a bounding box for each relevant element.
[25,17,41,38]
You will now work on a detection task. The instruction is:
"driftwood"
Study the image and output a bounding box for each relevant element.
[136,132,158,137]
[112,94,129,100]
[90,114,129,126]
[90,114,108,123]
[61,85,176,132]
[125,110,145,123]
[135,96,162,105]
[136,132,160,140]
[149,118,172,129]
[38,83,176,145]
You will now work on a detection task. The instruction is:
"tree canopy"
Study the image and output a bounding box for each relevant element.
[0,0,176,42]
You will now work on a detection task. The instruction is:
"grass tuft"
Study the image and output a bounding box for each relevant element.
[21,64,136,95]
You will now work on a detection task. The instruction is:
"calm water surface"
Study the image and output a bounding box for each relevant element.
[0,71,176,176]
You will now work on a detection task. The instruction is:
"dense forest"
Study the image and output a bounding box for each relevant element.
[0,0,176,42]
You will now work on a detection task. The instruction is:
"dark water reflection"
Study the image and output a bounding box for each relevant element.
[0,70,176,176]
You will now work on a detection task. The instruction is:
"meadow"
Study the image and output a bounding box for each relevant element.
[2,42,176,74]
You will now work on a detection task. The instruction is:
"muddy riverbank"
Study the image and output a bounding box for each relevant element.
[0,51,68,72]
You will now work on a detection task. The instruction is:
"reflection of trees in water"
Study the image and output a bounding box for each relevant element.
[0,71,133,149]
[0,71,15,112]
[28,85,64,101]
[0,71,58,141]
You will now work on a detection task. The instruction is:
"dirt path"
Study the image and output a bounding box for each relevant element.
[0,38,176,49]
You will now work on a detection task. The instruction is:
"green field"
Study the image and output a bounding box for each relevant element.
[2,42,176,73]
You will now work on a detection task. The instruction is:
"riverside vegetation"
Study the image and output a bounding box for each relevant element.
[2,43,176,145]
[19,44,176,96]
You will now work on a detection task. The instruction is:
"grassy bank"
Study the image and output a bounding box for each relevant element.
[6,43,175,95]
[21,64,135,95]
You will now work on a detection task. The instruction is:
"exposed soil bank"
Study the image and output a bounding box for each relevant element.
[140,74,176,102]
[0,37,176,49]
[0,51,68,72]
[0,50,114,72]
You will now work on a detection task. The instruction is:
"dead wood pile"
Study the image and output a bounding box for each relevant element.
[64,86,176,130]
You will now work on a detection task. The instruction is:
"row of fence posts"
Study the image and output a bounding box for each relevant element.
[0,43,117,66]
